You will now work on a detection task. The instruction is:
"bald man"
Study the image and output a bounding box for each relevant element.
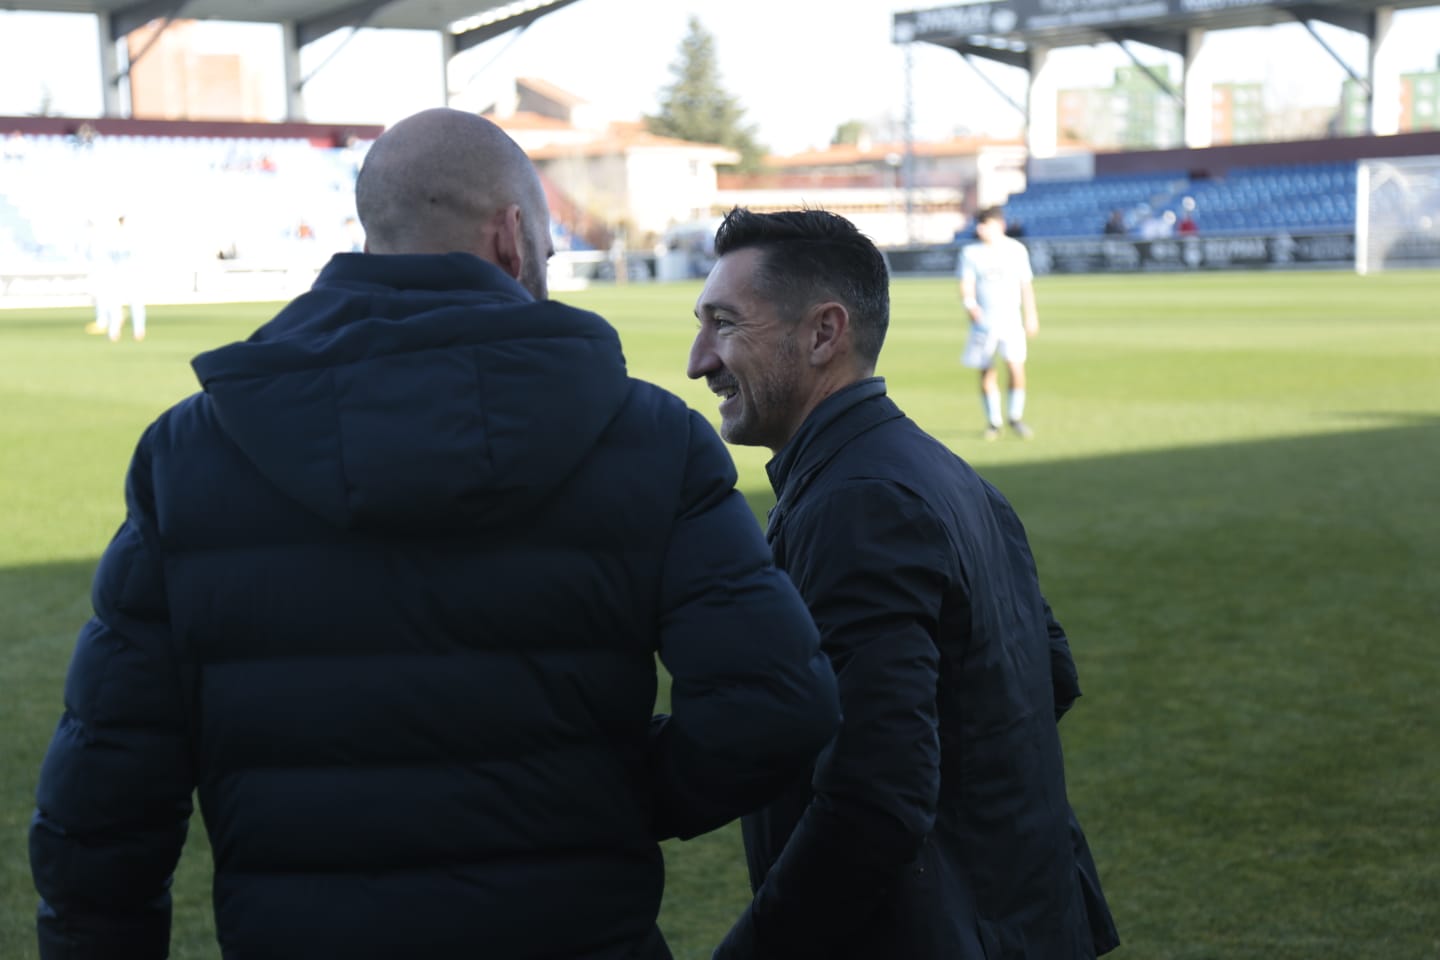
[29,108,840,960]
[355,107,553,297]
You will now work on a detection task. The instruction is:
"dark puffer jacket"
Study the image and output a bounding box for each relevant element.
[30,253,840,960]
[716,379,1117,960]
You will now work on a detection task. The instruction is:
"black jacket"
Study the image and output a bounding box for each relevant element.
[29,253,840,960]
[716,378,1118,960]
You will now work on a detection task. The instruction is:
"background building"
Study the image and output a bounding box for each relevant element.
[1058,68,1279,150]
[1057,65,1183,151]
[716,136,1028,246]
[1212,82,1266,144]
[1341,56,1440,135]
[126,20,269,122]
[487,77,739,251]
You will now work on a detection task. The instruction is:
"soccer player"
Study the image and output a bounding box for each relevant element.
[85,215,148,342]
[958,205,1039,439]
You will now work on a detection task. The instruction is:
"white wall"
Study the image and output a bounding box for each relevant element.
[626,148,726,241]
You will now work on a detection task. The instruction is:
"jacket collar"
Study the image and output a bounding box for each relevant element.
[764,377,902,535]
[314,251,534,300]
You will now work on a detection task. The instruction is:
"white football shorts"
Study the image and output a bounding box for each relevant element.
[961,324,1027,369]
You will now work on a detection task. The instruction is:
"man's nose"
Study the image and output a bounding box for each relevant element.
[686,331,717,380]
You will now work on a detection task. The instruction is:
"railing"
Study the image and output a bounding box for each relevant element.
[883,232,1370,275]
[0,260,322,309]
[0,253,674,309]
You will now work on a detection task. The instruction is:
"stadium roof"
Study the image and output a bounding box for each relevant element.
[896,0,1439,62]
[7,0,583,49]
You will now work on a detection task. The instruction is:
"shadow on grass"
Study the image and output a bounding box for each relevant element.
[741,416,1440,958]
[0,559,96,960]
[3,417,1436,959]
[0,557,96,721]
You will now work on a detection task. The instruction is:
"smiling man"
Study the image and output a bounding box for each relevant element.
[689,207,1119,960]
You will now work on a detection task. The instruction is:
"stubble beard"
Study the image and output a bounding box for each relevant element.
[722,333,802,450]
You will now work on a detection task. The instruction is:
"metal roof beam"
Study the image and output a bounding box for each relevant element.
[960,52,1027,117]
[1288,4,1372,35]
[1290,11,1370,92]
[1104,30,1184,105]
[297,0,397,47]
[1103,27,1187,55]
[933,38,1029,70]
[110,0,193,40]
[452,0,584,54]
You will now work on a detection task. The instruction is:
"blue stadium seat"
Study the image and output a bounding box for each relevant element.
[1002,160,1358,237]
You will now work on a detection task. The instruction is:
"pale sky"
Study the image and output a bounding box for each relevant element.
[1,0,1439,153]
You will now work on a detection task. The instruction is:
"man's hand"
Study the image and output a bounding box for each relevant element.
[960,277,982,326]
[1021,281,1038,337]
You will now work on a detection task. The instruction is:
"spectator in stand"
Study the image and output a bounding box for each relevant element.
[1103,209,1128,235]
[3,130,27,161]
[1139,210,1176,240]
[1176,198,1199,236]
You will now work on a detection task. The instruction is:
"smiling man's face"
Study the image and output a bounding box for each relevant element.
[687,247,809,452]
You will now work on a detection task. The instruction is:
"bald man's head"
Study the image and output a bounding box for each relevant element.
[355,108,552,298]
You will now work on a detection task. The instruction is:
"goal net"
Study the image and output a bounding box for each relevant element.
[1355,155,1440,274]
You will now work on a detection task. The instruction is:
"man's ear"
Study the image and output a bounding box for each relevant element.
[492,203,524,281]
[806,301,850,366]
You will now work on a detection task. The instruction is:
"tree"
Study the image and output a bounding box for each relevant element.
[646,16,766,172]
[832,120,867,146]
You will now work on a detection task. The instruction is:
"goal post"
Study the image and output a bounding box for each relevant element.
[1355,156,1440,275]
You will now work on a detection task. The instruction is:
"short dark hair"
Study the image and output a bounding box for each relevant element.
[712,207,890,365]
[976,205,1006,225]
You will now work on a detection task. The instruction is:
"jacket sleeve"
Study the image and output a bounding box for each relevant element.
[29,428,195,959]
[989,478,1081,721]
[716,480,949,959]
[648,413,840,842]
[1045,600,1082,721]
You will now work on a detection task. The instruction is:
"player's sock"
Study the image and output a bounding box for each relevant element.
[982,389,1002,428]
[1008,388,1027,423]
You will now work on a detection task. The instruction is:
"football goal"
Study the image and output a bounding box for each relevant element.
[1355,155,1440,274]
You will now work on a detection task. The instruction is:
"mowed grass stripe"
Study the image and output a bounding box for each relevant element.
[1,269,1437,959]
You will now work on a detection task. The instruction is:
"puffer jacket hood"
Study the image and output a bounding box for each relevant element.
[191,252,629,533]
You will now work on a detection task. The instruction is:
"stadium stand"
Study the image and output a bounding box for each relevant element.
[1004,161,1359,238]
[0,128,598,268]
[0,123,629,304]
[0,130,369,267]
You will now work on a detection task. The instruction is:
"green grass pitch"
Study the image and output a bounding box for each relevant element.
[2,269,1438,958]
